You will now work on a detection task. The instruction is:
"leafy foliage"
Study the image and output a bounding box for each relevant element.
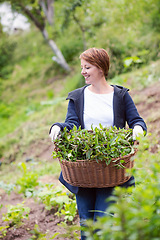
[2,202,30,227]
[51,222,80,239]
[0,37,17,78]
[37,183,77,223]
[0,181,15,195]
[53,125,134,165]
[0,225,9,238]
[28,224,48,240]
[16,163,39,197]
[55,196,77,223]
[0,0,160,238]
[83,138,160,239]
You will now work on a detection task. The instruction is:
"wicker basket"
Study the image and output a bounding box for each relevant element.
[59,149,137,188]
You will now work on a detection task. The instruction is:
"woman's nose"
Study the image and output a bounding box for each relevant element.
[81,68,86,74]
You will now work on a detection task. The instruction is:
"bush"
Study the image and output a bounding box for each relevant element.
[0,37,17,78]
[84,137,160,239]
[61,38,83,62]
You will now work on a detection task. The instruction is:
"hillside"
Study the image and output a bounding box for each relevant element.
[0,0,160,236]
[0,59,160,239]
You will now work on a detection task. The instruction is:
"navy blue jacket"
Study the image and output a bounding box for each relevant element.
[50,85,147,194]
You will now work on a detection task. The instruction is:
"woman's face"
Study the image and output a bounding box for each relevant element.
[81,59,103,85]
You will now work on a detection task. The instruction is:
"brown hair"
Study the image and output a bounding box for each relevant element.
[79,47,110,77]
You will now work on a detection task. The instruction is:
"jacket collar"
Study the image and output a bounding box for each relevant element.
[67,84,129,101]
[66,85,88,101]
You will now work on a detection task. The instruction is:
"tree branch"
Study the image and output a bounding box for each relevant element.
[39,0,54,25]
[47,0,54,25]
[72,14,87,50]
[18,1,45,31]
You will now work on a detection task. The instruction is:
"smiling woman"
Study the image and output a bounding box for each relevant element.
[80,47,110,78]
[80,48,112,94]
[49,47,147,240]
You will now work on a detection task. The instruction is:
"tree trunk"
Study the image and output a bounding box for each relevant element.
[19,1,70,72]
[39,0,54,25]
[42,29,70,71]
[72,14,87,51]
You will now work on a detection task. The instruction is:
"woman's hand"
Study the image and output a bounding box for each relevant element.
[133,125,144,140]
[49,125,60,141]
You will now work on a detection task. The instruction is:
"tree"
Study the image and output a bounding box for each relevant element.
[0,0,70,71]
[60,0,107,51]
[0,22,3,36]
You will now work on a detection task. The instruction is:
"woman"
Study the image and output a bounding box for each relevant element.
[49,48,147,240]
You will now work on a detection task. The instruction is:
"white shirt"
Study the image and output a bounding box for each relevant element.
[84,87,114,130]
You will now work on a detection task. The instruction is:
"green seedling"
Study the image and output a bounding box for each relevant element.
[0,181,15,195]
[51,222,80,240]
[38,185,71,211]
[0,226,9,238]
[16,162,39,197]
[56,198,77,223]
[28,224,49,240]
[2,202,30,227]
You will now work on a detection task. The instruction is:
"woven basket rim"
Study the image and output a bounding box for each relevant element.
[59,147,137,164]
[58,148,137,188]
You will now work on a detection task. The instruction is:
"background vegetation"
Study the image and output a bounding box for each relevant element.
[0,0,160,238]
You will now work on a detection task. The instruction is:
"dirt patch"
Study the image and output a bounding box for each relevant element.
[0,191,80,240]
[130,81,160,140]
[21,138,54,163]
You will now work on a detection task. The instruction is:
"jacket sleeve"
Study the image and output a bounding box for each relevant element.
[64,100,81,129]
[49,100,81,133]
[124,92,147,132]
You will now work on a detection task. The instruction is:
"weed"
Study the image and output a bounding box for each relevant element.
[28,224,49,240]
[16,162,39,197]
[0,226,9,238]
[0,181,15,195]
[37,184,71,211]
[51,222,80,240]
[2,202,30,227]
[56,197,77,223]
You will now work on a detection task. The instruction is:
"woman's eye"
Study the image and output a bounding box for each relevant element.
[81,66,90,70]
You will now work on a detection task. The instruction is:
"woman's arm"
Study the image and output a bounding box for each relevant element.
[49,100,81,134]
[124,92,147,133]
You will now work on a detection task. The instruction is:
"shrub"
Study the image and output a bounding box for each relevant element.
[84,137,160,239]
[0,37,17,78]
[61,38,83,62]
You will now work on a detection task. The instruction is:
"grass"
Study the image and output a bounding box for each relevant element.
[0,4,159,238]
[0,19,160,186]
[1,58,159,185]
[109,59,160,90]
[0,156,61,184]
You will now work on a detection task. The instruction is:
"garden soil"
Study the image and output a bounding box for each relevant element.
[0,82,160,239]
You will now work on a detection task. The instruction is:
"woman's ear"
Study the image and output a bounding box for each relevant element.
[99,69,104,76]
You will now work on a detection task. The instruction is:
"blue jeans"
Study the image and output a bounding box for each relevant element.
[76,176,135,240]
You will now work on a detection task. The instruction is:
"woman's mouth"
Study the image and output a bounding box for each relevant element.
[84,75,90,79]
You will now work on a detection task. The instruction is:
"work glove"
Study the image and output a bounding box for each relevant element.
[49,125,60,141]
[132,125,144,140]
